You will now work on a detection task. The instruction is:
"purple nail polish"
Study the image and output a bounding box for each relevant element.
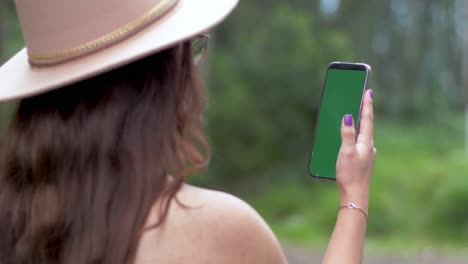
[369,89,373,98]
[344,114,353,127]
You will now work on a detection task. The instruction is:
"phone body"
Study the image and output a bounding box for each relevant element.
[308,62,371,181]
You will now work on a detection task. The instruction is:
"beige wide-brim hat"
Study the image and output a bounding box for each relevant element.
[0,0,239,102]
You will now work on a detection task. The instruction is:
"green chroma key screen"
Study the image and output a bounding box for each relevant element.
[309,68,367,180]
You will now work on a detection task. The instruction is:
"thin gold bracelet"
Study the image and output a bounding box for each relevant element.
[339,203,368,222]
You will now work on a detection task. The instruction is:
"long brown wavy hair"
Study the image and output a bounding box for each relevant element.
[0,41,209,263]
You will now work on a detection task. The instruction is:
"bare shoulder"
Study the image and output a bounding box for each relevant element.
[176,183,267,221]
[137,184,287,264]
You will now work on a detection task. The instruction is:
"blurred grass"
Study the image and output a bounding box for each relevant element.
[244,114,468,252]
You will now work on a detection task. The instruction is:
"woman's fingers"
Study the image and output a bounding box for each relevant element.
[357,89,374,146]
[341,114,356,151]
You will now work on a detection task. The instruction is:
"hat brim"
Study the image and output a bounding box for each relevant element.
[0,0,239,102]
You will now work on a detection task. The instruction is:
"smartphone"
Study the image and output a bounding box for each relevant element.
[309,62,371,181]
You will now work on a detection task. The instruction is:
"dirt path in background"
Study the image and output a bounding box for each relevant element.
[284,246,467,264]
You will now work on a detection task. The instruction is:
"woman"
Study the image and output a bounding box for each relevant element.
[0,0,376,263]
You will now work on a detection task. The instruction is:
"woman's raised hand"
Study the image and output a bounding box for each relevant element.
[336,89,377,210]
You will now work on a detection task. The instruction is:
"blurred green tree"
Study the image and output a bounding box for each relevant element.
[202,2,357,187]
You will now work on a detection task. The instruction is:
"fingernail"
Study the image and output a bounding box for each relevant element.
[344,114,353,127]
[369,89,373,98]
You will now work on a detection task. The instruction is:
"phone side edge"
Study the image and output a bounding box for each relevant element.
[356,64,372,134]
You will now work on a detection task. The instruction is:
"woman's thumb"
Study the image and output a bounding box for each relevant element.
[341,114,356,150]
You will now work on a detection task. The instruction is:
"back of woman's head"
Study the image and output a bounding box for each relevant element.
[0,41,208,264]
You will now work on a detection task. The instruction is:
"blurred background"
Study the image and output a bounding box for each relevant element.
[1,0,468,263]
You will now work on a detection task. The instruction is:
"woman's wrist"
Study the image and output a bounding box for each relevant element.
[340,193,369,211]
[339,203,369,222]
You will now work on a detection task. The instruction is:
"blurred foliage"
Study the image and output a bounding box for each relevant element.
[1,0,468,252]
[199,0,468,250]
[204,3,356,185]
